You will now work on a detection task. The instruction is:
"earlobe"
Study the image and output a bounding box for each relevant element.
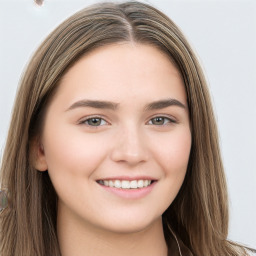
[30,139,48,172]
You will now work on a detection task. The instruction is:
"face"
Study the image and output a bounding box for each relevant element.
[35,43,191,234]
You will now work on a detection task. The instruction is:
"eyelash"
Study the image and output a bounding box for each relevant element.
[78,115,177,127]
[78,116,109,127]
[147,116,176,126]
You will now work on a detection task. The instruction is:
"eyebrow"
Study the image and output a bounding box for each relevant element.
[66,100,119,111]
[66,98,186,112]
[144,98,186,111]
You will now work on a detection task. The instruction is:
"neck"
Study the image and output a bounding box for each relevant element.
[57,208,168,256]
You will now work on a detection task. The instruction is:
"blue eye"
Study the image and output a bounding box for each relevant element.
[80,117,107,126]
[148,116,175,125]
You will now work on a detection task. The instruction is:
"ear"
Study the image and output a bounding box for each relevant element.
[30,138,48,172]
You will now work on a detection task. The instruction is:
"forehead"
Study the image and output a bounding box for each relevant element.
[62,42,181,81]
[52,43,187,108]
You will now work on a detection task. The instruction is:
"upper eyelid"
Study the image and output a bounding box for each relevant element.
[146,114,177,123]
[78,115,109,125]
[147,117,176,126]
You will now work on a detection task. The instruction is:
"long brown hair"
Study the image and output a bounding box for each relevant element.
[0,1,253,255]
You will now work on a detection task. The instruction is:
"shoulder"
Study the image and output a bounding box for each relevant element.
[246,248,256,256]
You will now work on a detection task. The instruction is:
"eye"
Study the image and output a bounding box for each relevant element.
[148,116,176,126]
[79,117,108,127]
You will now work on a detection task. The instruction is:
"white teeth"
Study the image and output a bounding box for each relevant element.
[144,180,149,187]
[130,180,137,189]
[98,179,152,189]
[109,180,114,187]
[121,180,130,189]
[137,180,144,188]
[114,180,121,188]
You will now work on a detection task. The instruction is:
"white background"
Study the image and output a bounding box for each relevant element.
[0,0,255,248]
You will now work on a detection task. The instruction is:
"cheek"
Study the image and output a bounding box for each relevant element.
[155,128,191,168]
[151,127,191,179]
[42,123,110,178]
[160,129,191,207]
[144,128,191,216]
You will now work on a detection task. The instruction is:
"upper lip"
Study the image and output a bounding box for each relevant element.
[96,176,157,181]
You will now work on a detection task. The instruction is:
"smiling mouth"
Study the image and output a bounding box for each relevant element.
[96,179,155,189]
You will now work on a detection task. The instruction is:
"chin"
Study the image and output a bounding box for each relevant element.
[98,214,163,235]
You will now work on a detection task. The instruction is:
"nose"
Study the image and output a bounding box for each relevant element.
[110,126,149,166]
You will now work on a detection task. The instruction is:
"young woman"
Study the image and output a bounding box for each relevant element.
[0,1,254,256]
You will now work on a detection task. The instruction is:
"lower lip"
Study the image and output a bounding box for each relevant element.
[98,182,157,199]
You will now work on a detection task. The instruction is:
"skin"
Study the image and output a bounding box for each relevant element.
[34,43,191,256]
